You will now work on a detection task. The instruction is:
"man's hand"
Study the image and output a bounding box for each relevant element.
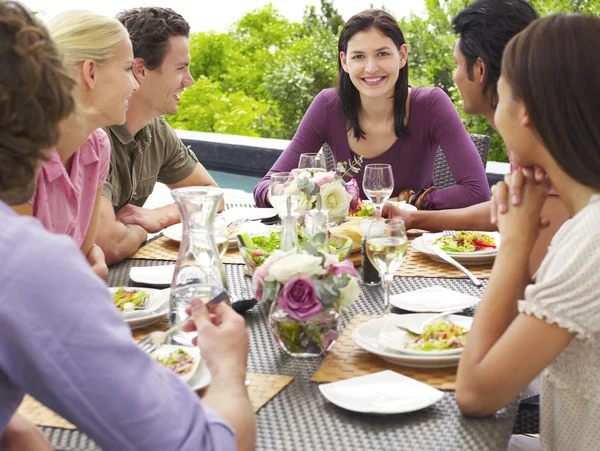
[1,413,52,451]
[86,244,108,279]
[491,170,549,247]
[115,204,165,233]
[382,202,415,230]
[182,299,248,383]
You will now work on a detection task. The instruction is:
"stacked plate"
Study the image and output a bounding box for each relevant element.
[109,287,170,329]
[412,231,501,265]
[352,313,472,368]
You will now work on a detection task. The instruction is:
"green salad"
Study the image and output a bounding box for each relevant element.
[404,319,468,351]
[434,231,496,253]
[112,287,150,312]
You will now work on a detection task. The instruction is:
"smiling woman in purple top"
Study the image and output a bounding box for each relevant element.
[254,9,490,210]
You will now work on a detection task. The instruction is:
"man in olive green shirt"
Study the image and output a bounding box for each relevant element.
[97,8,220,265]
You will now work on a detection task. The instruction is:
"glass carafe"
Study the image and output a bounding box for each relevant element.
[170,187,230,346]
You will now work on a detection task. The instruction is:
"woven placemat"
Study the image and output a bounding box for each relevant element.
[130,236,244,265]
[311,314,457,390]
[395,240,492,279]
[18,372,293,430]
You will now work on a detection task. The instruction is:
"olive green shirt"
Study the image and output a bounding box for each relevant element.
[103,116,198,211]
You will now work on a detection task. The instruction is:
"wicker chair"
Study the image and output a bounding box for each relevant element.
[318,134,491,186]
[433,134,491,188]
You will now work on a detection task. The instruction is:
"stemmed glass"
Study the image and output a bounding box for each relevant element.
[298,153,327,172]
[213,215,229,258]
[366,219,408,315]
[268,172,300,217]
[362,164,394,217]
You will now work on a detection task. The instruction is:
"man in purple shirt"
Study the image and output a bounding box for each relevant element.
[0,3,255,450]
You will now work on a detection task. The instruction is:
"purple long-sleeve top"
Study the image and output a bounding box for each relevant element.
[0,201,236,451]
[254,88,490,209]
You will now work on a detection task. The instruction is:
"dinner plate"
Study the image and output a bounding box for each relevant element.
[352,315,471,367]
[319,370,444,414]
[390,286,479,313]
[345,200,417,221]
[376,314,472,356]
[162,220,270,249]
[151,345,211,390]
[412,235,498,265]
[109,287,170,329]
[129,265,175,286]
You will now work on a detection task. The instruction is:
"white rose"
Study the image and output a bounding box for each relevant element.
[336,277,359,310]
[268,253,325,284]
[320,181,353,222]
[283,183,313,215]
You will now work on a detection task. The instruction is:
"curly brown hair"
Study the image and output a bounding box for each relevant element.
[116,7,190,71]
[0,1,75,203]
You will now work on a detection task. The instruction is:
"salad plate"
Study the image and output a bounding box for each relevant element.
[412,232,500,265]
[376,313,472,356]
[352,315,467,367]
[345,200,417,221]
[152,345,201,384]
[423,231,501,256]
[152,345,212,390]
[162,220,270,249]
[109,287,169,329]
[390,286,479,313]
[319,370,444,415]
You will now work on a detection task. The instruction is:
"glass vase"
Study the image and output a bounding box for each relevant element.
[269,301,340,357]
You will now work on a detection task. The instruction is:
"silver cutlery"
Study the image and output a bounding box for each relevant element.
[431,234,483,287]
[396,309,464,335]
[137,290,229,354]
[227,217,247,230]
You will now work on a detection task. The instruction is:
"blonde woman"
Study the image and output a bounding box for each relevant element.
[24,11,138,278]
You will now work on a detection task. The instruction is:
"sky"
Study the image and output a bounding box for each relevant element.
[22,0,426,33]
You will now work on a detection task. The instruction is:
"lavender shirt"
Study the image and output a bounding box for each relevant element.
[254,88,490,209]
[0,202,235,450]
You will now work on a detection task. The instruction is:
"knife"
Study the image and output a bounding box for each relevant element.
[431,246,483,287]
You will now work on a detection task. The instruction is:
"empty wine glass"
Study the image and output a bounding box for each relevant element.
[366,219,408,315]
[213,215,229,258]
[268,172,300,217]
[298,153,327,173]
[362,164,394,217]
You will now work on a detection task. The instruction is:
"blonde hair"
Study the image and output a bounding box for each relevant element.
[48,10,129,74]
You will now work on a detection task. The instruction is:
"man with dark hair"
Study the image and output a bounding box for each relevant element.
[0,3,255,450]
[384,0,568,276]
[97,7,221,265]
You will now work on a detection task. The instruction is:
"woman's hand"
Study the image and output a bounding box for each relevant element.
[491,169,549,248]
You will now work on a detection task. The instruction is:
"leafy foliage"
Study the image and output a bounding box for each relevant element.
[167,0,600,162]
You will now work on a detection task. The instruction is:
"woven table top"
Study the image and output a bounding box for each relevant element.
[39,259,518,451]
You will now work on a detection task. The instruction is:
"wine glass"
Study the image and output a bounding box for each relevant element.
[213,215,229,258]
[268,172,300,217]
[362,164,394,217]
[298,153,327,173]
[366,219,408,315]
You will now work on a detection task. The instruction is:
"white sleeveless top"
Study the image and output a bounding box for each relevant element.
[518,194,600,450]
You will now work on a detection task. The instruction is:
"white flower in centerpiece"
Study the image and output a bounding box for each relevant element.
[269,253,326,284]
[336,277,359,310]
[283,178,313,214]
[320,182,353,222]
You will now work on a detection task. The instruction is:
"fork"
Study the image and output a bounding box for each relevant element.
[137,290,230,354]
[396,309,464,335]
[227,218,247,230]
[431,231,483,287]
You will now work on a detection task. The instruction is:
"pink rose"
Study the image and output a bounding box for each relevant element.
[345,179,360,212]
[330,260,358,278]
[277,277,322,321]
[314,171,336,187]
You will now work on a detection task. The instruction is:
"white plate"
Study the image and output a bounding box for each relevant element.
[423,231,501,257]
[188,359,212,391]
[352,315,470,367]
[345,200,417,221]
[221,207,277,224]
[162,220,270,249]
[152,345,201,384]
[377,314,472,356]
[109,287,170,329]
[319,370,444,414]
[412,236,497,266]
[390,286,479,313]
[129,265,175,286]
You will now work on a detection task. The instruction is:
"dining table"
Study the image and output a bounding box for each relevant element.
[36,204,525,451]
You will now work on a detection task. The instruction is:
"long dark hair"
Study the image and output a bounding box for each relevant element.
[502,14,600,190]
[337,9,409,140]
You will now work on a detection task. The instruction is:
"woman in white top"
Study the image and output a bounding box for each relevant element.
[455,13,600,451]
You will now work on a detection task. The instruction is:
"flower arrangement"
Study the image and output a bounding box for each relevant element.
[285,156,363,223]
[252,249,360,356]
